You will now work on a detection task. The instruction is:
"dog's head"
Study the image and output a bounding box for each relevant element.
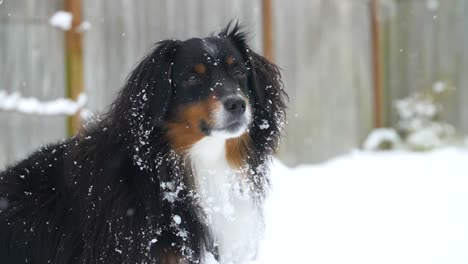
[112,22,287,158]
[166,33,253,144]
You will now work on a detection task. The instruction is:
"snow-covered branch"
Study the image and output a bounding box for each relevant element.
[0,90,87,116]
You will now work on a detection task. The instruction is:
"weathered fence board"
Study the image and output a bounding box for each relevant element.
[275,0,374,164]
[381,0,468,132]
[0,0,66,168]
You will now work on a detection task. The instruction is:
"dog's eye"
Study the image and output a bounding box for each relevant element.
[186,75,199,85]
[234,69,245,78]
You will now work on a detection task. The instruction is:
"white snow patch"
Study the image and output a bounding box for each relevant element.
[49,11,73,31]
[76,21,92,32]
[395,96,437,120]
[79,108,94,121]
[363,128,401,151]
[259,119,270,130]
[393,89,455,150]
[406,127,442,149]
[432,81,446,93]
[257,148,468,263]
[0,90,87,116]
[173,214,182,225]
[426,0,440,11]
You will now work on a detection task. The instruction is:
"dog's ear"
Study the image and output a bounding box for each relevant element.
[122,40,180,127]
[245,50,285,109]
[245,49,288,156]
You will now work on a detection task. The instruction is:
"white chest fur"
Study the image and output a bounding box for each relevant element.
[188,137,263,264]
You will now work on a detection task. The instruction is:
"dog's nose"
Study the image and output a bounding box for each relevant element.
[223,97,246,116]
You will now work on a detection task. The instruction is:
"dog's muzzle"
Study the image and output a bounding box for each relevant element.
[211,95,251,138]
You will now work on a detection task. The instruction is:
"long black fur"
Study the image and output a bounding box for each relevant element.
[0,22,287,264]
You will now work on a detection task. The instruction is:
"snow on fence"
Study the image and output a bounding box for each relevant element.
[0,90,87,116]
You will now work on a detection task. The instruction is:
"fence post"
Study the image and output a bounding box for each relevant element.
[370,0,383,128]
[65,0,84,136]
[262,0,274,61]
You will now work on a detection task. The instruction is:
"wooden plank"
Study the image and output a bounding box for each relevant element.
[370,0,383,128]
[0,0,67,168]
[276,0,374,165]
[380,0,468,133]
[262,0,274,61]
[64,0,84,135]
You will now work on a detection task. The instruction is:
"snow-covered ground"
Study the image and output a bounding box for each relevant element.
[258,148,468,264]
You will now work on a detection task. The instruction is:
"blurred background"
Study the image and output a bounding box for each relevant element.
[1,0,467,168]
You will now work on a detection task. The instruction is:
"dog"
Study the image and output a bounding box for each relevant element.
[0,22,287,264]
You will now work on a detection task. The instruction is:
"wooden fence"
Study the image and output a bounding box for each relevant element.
[1,0,467,167]
[380,0,468,130]
[0,0,67,168]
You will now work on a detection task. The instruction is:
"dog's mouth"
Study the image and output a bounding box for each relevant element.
[199,106,251,139]
[200,118,249,137]
[222,116,250,129]
[208,108,251,139]
[216,118,248,132]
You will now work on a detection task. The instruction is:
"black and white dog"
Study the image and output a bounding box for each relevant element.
[0,22,287,264]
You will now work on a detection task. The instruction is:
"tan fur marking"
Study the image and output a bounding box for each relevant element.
[226,56,234,65]
[161,250,184,264]
[194,63,206,74]
[166,99,217,153]
[226,133,251,169]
